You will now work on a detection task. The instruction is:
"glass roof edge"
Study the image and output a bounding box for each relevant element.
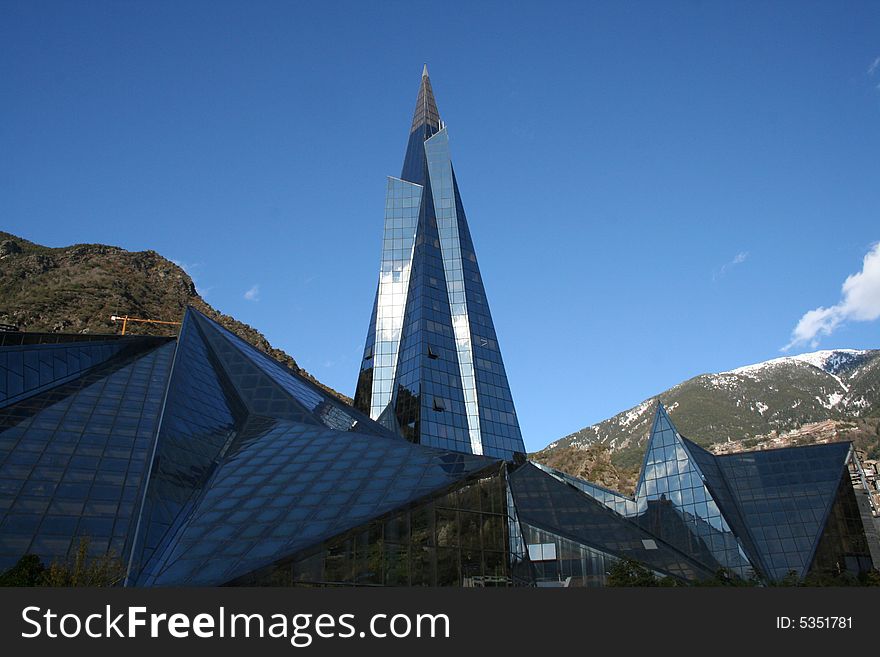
[799,454,856,575]
[529,460,637,503]
[386,176,423,188]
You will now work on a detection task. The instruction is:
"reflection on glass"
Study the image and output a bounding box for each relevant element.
[0,339,175,572]
[425,128,482,455]
[634,409,753,577]
[523,523,624,587]
[369,178,423,419]
[231,474,511,587]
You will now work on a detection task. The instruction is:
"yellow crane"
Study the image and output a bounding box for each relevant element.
[110,315,182,336]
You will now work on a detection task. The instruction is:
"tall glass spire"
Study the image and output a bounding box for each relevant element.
[354,67,525,460]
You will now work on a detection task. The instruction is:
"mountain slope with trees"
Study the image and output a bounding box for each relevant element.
[534,350,880,488]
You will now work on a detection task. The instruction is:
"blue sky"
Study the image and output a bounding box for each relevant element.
[3,1,879,451]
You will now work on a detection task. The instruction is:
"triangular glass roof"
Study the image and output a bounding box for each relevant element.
[139,419,500,585]
[128,309,247,577]
[535,403,858,581]
[713,441,851,580]
[634,404,755,576]
[535,404,757,577]
[0,339,175,571]
[129,307,502,585]
[191,308,393,437]
[0,335,168,409]
[531,461,640,517]
[509,463,715,581]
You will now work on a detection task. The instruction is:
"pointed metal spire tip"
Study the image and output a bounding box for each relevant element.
[422,63,429,77]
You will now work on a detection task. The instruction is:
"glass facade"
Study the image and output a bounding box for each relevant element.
[230,473,510,587]
[1,337,153,408]
[808,470,875,578]
[0,338,174,570]
[634,407,754,577]
[522,523,628,587]
[354,67,525,461]
[2,69,878,587]
[364,178,423,420]
[136,416,502,586]
[508,462,715,582]
[425,129,482,455]
[122,307,501,585]
[715,441,858,580]
[1,312,877,586]
[536,402,878,582]
[536,407,755,577]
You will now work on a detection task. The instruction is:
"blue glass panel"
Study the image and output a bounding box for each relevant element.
[450,167,525,459]
[532,461,641,517]
[425,129,483,455]
[632,405,756,577]
[190,313,320,425]
[0,340,174,570]
[715,441,851,580]
[231,471,511,586]
[138,420,500,585]
[384,172,472,454]
[366,178,423,419]
[193,310,389,437]
[353,70,525,461]
[0,338,144,408]
[127,311,246,578]
[508,463,713,582]
[353,289,379,414]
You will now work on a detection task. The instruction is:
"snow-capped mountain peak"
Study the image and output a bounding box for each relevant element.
[727,349,870,378]
[539,348,880,465]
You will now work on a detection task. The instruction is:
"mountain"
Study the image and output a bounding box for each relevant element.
[534,349,880,487]
[0,231,350,403]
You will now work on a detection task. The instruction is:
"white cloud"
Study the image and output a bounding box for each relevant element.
[783,242,880,351]
[713,251,749,281]
[869,56,880,76]
[243,284,260,302]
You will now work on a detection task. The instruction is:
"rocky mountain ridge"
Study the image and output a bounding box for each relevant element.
[533,349,880,484]
[0,231,350,403]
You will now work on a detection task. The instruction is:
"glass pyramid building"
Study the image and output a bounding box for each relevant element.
[0,314,876,586]
[533,403,877,582]
[0,309,518,586]
[353,66,525,461]
[1,69,877,587]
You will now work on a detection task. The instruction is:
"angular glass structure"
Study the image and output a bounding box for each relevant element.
[354,67,525,460]
[709,440,866,580]
[2,70,877,587]
[2,312,876,585]
[635,406,755,577]
[0,308,517,586]
[534,403,878,582]
[0,334,175,569]
[508,462,716,585]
